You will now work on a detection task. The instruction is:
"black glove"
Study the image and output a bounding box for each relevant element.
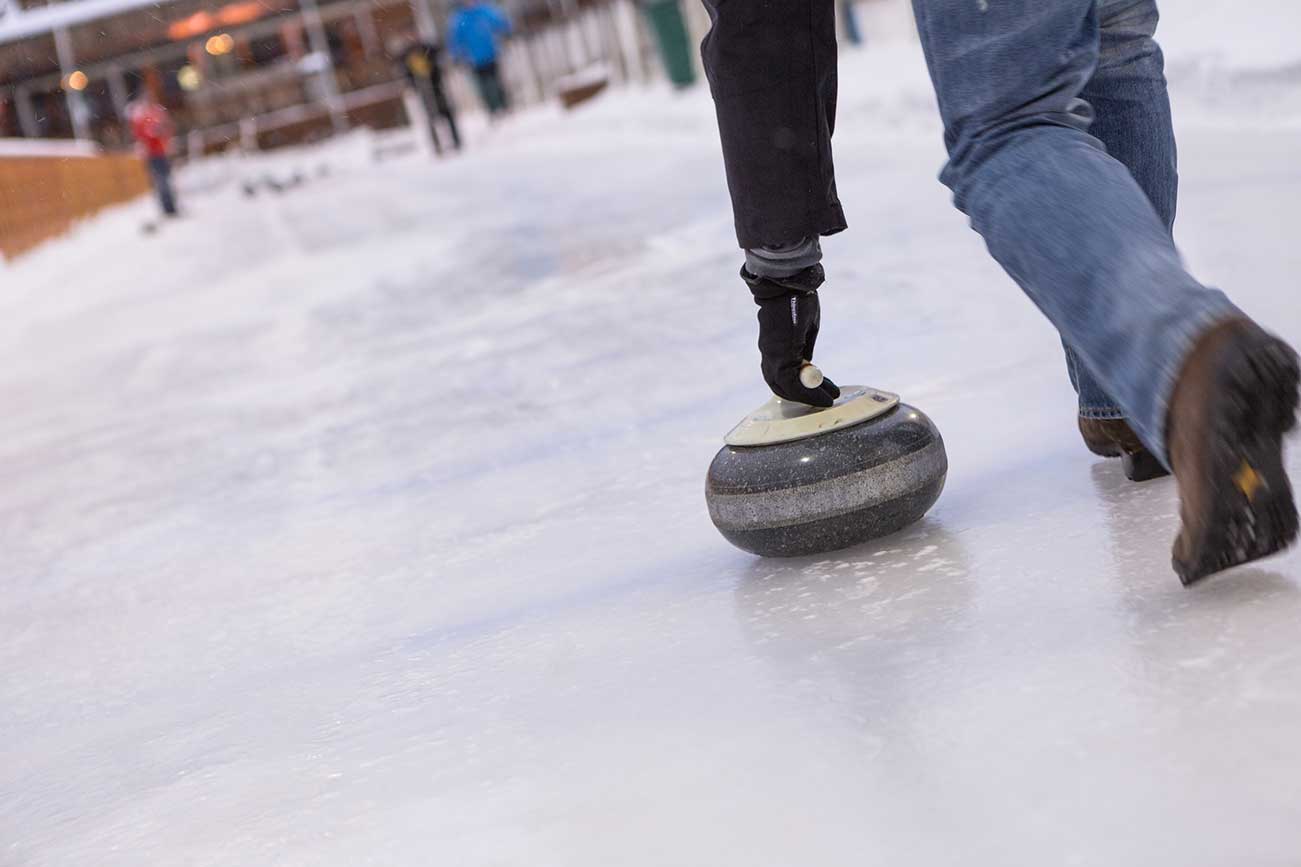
[743,264,842,408]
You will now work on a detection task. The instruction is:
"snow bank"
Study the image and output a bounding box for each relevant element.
[0,138,100,158]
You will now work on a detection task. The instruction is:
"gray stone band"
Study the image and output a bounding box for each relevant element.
[707,438,948,531]
[744,236,823,279]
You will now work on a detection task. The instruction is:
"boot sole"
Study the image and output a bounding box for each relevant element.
[1084,438,1123,458]
[1174,337,1300,585]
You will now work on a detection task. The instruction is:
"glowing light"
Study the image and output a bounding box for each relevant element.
[64,70,88,91]
[217,2,263,27]
[177,65,202,91]
[168,11,215,40]
[169,2,264,40]
[205,33,235,56]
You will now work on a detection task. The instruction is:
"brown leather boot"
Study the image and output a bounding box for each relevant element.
[1079,417,1170,482]
[1167,318,1300,584]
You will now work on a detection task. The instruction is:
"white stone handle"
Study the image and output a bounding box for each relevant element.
[799,362,824,389]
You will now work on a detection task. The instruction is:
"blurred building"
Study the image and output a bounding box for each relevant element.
[0,0,674,155]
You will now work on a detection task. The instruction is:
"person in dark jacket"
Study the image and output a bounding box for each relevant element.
[700,0,1299,584]
[393,35,461,154]
[447,0,512,115]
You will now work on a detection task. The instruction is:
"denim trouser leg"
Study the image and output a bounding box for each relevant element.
[910,0,1240,465]
[147,156,177,216]
[1064,0,1179,420]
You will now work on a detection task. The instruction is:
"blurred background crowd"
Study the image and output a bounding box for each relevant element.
[5,0,875,257]
[0,0,889,262]
[0,0,727,155]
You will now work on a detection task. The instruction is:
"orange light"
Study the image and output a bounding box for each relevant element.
[168,11,214,40]
[168,1,265,41]
[218,2,263,27]
[205,33,235,55]
[64,70,89,91]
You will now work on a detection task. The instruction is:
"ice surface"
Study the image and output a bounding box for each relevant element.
[4,5,1301,865]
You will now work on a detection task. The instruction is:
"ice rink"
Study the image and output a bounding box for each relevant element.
[4,4,1301,864]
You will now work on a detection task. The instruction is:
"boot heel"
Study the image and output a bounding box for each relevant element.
[1172,325,1300,584]
[1122,450,1169,483]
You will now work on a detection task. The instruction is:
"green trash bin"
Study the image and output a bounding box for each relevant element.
[642,0,697,88]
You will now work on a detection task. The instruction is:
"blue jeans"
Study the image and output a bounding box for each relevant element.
[702,0,1242,466]
[147,155,177,217]
[912,0,1240,464]
[1061,0,1178,423]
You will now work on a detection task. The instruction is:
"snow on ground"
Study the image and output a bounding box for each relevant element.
[3,4,1301,865]
[0,140,101,158]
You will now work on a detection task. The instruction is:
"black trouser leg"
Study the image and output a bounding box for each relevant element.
[473,67,492,113]
[418,83,444,154]
[444,109,462,149]
[700,0,846,250]
[474,64,506,114]
[485,63,507,113]
[492,63,509,111]
[434,89,462,149]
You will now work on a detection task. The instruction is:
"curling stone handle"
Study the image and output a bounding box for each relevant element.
[799,362,824,390]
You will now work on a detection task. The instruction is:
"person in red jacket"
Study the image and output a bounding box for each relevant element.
[126,83,179,217]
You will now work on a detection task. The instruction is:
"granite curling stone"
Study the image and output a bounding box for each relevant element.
[706,386,948,558]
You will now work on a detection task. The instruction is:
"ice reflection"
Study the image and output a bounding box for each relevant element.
[733,518,976,732]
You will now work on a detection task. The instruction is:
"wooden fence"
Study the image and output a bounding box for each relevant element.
[0,152,151,261]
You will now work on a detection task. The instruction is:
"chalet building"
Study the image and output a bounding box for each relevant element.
[0,0,668,154]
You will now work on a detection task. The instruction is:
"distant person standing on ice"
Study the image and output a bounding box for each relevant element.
[447,0,512,116]
[701,0,1299,584]
[392,33,462,154]
[125,83,178,218]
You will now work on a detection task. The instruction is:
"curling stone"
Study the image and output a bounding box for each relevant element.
[706,367,947,558]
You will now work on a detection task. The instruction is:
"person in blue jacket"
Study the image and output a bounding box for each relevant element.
[447,0,512,115]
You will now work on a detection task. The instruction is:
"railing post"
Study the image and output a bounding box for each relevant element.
[14,84,39,138]
[300,0,348,134]
[54,26,93,141]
